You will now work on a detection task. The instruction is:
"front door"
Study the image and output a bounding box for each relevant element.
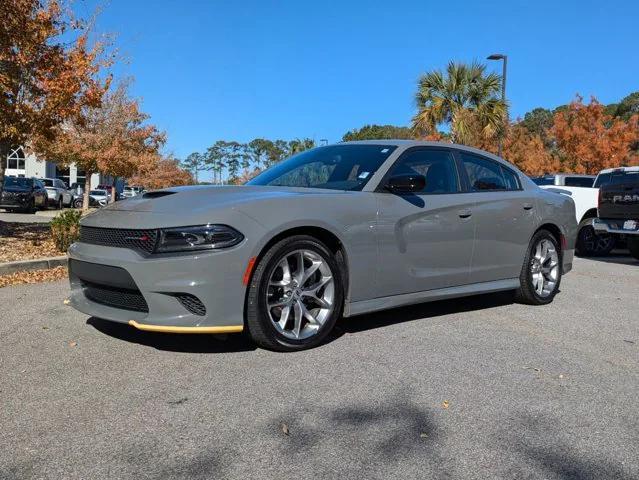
[374,147,475,297]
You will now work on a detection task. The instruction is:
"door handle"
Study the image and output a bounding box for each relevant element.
[458,209,472,218]
[523,203,534,210]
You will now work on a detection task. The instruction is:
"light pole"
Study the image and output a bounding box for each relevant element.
[487,53,507,157]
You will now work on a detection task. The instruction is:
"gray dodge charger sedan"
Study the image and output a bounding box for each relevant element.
[68,141,577,351]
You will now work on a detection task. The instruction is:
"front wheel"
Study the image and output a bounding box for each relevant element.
[73,198,83,209]
[515,230,562,305]
[245,235,344,351]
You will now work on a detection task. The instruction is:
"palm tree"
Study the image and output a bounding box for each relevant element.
[412,61,507,145]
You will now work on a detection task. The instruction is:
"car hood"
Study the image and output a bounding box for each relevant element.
[104,185,350,213]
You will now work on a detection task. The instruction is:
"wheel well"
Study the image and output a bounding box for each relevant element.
[536,223,562,250]
[251,226,349,293]
[580,208,598,223]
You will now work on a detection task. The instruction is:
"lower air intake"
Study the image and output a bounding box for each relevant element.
[174,293,206,316]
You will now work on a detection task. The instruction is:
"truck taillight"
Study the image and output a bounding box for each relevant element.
[598,188,602,211]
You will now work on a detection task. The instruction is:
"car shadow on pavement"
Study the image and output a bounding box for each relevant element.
[334,290,516,337]
[86,317,257,353]
[581,252,638,266]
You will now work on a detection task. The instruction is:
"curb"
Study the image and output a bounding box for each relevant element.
[0,256,68,275]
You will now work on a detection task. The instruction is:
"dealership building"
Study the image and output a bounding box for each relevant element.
[4,146,103,189]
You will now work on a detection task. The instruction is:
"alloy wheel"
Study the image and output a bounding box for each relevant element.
[530,238,559,298]
[265,249,335,340]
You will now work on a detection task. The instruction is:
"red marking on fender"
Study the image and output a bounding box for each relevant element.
[243,257,257,285]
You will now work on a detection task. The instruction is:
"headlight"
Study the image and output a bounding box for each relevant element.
[156,224,244,253]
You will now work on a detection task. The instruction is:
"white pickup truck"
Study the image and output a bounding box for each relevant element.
[533,172,615,256]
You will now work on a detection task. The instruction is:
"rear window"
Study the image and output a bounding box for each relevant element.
[564,177,594,187]
[532,176,555,186]
[3,177,31,187]
[594,171,639,188]
[41,179,54,187]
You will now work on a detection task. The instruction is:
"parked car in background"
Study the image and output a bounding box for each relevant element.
[68,141,577,351]
[0,176,47,213]
[122,185,144,198]
[593,167,639,260]
[97,184,121,201]
[532,174,595,188]
[41,177,73,209]
[72,189,109,208]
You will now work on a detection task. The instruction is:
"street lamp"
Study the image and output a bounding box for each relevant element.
[487,53,508,157]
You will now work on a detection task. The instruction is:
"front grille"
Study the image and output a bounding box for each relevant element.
[79,226,158,254]
[82,281,149,312]
[174,293,206,316]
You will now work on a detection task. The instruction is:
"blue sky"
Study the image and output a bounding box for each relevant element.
[82,0,638,166]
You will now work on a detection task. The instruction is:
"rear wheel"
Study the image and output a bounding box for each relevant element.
[628,237,639,261]
[575,218,615,257]
[246,235,344,351]
[515,229,562,305]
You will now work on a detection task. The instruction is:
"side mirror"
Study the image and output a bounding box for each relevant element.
[385,174,426,194]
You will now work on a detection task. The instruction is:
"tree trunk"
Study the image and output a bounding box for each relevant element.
[0,141,9,198]
[110,181,117,203]
[83,173,91,213]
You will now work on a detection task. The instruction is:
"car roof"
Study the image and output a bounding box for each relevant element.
[598,166,639,174]
[338,140,520,171]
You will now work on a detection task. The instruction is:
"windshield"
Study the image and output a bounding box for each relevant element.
[532,176,554,186]
[247,144,397,191]
[3,177,31,188]
[90,190,106,196]
[594,171,639,188]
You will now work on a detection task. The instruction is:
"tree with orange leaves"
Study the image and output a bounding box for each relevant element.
[36,82,165,209]
[0,0,112,191]
[502,124,559,176]
[129,155,193,190]
[552,95,639,174]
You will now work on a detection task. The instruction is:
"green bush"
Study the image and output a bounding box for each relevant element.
[50,210,82,253]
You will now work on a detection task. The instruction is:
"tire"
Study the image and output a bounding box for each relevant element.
[245,235,345,351]
[515,229,562,305]
[57,197,63,210]
[24,199,36,214]
[575,218,615,257]
[628,237,639,261]
[73,198,83,209]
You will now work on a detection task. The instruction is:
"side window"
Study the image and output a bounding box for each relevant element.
[387,149,458,194]
[500,166,521,190]
[460,152,512,191]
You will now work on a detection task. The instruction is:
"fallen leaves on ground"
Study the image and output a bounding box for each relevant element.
[0,266,68,288]
[442,400,450,409]
[0,221,61,262]
[280,422,290,436]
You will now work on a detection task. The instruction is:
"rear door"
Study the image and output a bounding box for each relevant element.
[456,151,536,283]
[374,147,475,296]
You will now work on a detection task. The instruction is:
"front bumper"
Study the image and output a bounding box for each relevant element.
[593,218,639,236]
[67,240,251,331]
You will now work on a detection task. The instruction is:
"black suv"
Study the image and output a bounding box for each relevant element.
[0,176,48,213]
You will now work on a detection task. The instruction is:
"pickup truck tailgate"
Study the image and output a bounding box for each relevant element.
[598,182,639,219]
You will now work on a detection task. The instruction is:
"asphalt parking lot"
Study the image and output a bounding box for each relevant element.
[1,256,638,480]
